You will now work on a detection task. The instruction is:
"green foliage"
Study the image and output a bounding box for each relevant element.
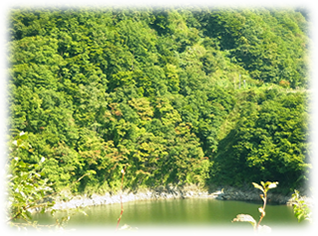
[7,131,89,230]
[290,190,311,222]
[295,1,317,43]
[8,7,310,197]
[232,181,278,232]
[211,88,310,189]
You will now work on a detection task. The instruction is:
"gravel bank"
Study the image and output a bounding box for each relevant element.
[50,184,297,211]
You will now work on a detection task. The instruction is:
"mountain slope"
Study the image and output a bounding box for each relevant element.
[8,7,310,193]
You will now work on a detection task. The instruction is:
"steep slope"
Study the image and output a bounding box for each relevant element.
[0,0,317,190]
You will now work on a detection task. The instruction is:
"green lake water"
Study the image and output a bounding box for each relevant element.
[32,198,307,231]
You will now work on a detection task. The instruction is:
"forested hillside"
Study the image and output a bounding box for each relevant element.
[8,7,311,194]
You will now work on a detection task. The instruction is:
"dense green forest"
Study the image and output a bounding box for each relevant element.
[8,6,311,195]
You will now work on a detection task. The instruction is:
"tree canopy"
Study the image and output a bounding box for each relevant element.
[8,7,310,194]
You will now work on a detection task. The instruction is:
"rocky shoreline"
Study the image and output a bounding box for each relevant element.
[50,184,299,211]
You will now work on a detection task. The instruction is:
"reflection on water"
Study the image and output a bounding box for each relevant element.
[32,198,305,230]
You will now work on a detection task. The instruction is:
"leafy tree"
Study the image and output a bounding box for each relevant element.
[7,131,89,229]
[8,7,310,197]
[295,1,317,43]
[211,89,310,190]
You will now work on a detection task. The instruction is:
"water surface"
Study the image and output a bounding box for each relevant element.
[33,198,305,230]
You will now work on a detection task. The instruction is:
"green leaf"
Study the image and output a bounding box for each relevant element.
[118,224,138,233]
[232,214,257,229]
[267,182,278,189]
[252,182,264,192]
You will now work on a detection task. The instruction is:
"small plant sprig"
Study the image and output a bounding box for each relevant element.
[292,190,318,227]
[115,166,138,231]
[232,181,278,232]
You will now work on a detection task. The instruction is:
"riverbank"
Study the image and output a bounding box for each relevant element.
[50,184,300,211]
